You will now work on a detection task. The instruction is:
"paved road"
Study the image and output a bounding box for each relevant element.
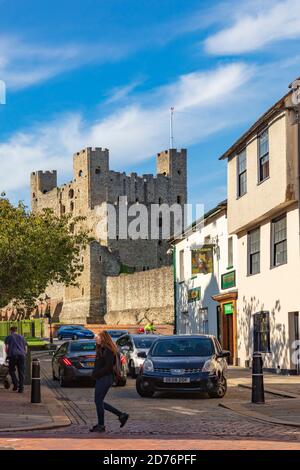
[1,351,300,449]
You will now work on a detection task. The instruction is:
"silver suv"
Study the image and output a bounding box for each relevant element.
[116,334,160,378]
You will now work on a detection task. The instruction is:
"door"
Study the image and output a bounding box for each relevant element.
[221,303,234,365]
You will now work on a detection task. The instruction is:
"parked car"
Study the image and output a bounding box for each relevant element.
[52,340,127,387]
[107,330,129,343]
[116,334,161,378]
[136,335,230,398]
[57,325,94,341]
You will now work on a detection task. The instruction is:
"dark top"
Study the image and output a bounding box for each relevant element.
[92,346,115,380]
[4,333,27,358]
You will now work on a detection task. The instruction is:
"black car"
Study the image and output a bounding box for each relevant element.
[136,335,230,398]
[52,340,127,387]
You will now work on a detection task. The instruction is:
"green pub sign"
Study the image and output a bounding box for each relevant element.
[221,270,236,290]
[224,302,234,315]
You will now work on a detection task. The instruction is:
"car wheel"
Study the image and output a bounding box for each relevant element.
[129,360,137,378]
[136,376,154,398]
[208,375,227,398]
[72,334,78,340]
[59,369,69,388]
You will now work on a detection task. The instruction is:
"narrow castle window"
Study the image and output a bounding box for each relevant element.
[158,197,162,204]
[70,201,74,212]
[69,189,74,198]
[82,288,84,296]
[32,193,36,198]
[42,190,47,194]
[178,170,181,175]
[78,170,83,177]
[95,168,100,174]
[61,205,66,214]
[177,195,182,204]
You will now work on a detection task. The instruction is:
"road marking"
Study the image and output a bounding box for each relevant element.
[155,406,204,416]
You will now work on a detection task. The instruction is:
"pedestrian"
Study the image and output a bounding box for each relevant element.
[145,321,156,334]
[4,326,27,393]
[90,330,129,433]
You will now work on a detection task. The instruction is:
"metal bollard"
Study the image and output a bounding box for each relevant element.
[251,352,265,404]
[31,358,41,403]
[24,349,32,385]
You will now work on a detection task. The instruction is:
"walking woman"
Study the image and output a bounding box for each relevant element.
[90,330,129,433]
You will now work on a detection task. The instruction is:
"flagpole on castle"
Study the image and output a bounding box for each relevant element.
[170,107,174,150]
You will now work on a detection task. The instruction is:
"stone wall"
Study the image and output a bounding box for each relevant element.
[105,266,174,326]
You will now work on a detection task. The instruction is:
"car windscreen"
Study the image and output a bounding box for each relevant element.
[133,337,158,349]
[108,331,127,338]
[69,342,96,352]
[151,338,214,357]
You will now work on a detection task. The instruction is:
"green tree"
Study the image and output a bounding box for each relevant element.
[0,198,90,308]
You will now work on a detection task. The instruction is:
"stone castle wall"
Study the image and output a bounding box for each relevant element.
[30,147,186,324]
[105,266,174,326]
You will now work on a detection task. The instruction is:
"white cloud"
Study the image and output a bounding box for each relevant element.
[205,0,300,55]
[0,62,254,196]
[0,34,127,90]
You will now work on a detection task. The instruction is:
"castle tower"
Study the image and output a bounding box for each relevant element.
[73,147,109,209]
[157,149,187,205]
[30,170,57,211]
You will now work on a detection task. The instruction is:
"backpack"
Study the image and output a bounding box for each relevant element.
[113,351,122,382]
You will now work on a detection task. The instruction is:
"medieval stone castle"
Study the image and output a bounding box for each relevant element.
[30,147,187,325]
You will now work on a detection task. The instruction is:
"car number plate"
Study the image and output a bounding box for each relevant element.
[163,377,190,383]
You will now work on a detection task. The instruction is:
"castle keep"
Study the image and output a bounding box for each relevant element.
[30,147,187,324]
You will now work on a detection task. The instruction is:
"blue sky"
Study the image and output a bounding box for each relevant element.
[1,0,300,210]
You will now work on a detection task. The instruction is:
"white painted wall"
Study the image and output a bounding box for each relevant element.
[174,210,237,337]
[237,204,300,371]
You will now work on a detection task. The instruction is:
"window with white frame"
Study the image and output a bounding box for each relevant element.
[179,249,184,281]
[228,237,233,267]
[248,228,260,275]
[258,129,269,182]
[237,149,247,197]
[271,214,287,267]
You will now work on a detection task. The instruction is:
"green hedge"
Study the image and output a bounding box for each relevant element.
[0,319,45,338]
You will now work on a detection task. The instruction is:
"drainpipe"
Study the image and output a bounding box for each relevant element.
[298,120,300,254]
[172,245,177,335]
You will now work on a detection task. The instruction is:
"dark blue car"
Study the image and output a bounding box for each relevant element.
[57,325,95,341]
[136,335,230,399]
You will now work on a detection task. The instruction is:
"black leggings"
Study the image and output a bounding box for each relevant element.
[94,374,122,426]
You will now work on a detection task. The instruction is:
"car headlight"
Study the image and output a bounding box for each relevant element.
[143,359,154,373]
[202,359,216,375]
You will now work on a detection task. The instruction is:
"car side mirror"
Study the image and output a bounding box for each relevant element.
[137,351,147,358]
[218,350,231,358]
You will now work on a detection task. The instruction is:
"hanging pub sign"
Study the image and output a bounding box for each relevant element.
[221,270,236,290]
[188,287,201,303]
[191,246,214,275]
